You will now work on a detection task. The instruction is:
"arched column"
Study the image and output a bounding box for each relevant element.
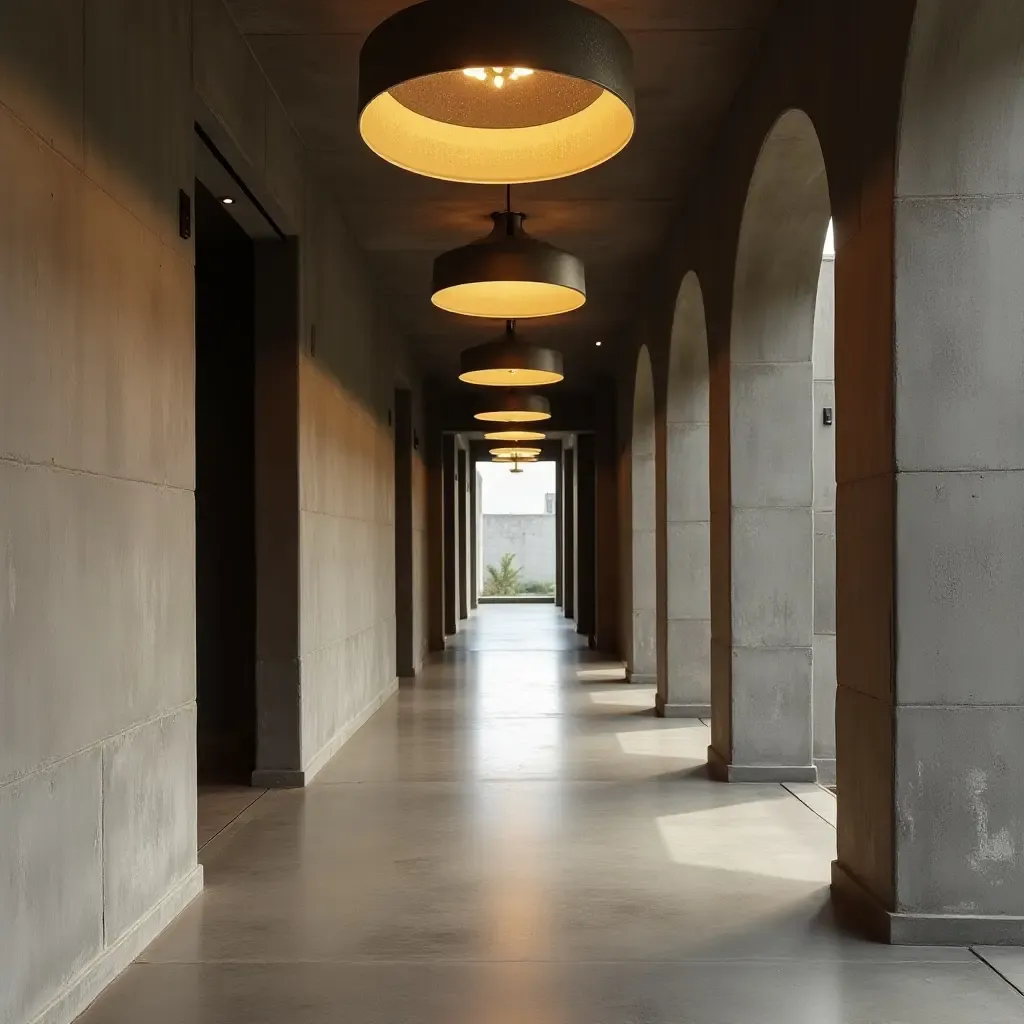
[833,1,1024,944]
[630,347,657,683]
[709,110,830,783]
[657,274,711,717]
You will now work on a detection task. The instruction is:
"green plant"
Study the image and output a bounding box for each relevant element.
[520,580,556,596]
[483,552,523,596]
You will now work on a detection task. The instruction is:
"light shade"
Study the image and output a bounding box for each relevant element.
[358,0,635,184]
[484,430,546,442]
[433,213,585,319]
[460,324,564,387]
[490,446,542,458]
[474,391,551,423]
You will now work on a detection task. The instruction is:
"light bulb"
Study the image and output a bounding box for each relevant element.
[493,75,504,88]
[493,67,504,73]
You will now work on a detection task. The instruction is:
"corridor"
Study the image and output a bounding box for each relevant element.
[76,607,1024,1023]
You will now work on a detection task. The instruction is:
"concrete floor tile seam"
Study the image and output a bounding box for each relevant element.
[128,953,988,967]
[970,948,1024,1000]
[197,789,270,853]
[780,782,838,829]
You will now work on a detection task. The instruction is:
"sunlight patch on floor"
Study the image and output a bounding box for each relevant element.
[576,664,629,682]
[587,687,656,707]
[615,724,710,761]
[656,799,836,882]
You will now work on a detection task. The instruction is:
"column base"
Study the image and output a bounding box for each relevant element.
[814,757,836,787]
[707,744,817,783]
[627,672,657,685]
[656,694,711,718]
[831,860,1024,945]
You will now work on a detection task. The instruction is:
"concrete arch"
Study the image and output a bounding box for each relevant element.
[844,0,1024,934]
[710,108,831,783]
[658,272,711,717]
[630,345,657,684]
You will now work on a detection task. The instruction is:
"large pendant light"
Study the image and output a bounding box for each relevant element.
[484,430,546,442]
[460,322,563,387]
[358,0,635,184]
[432,193,585,320]
[490,446,542,459]
[474,391,551,424]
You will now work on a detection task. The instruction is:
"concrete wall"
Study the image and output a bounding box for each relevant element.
[0,1,424,1019]
[482,515,557,588]
[297,186,401,778]
[0,5,201,1024]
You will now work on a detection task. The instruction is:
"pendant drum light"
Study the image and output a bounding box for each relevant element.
[358,0,635,184]
[460,322,563,387]
[474,391,551,424]
[490,446,543,459]
[484,430,546,442]
[433,208,585,320]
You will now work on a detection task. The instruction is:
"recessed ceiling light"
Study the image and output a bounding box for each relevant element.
[220,196,235,205]
[595,340,603,347]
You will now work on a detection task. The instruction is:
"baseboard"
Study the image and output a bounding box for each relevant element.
[656,695,711,719]
[707,744,817,783]
[252,677,399,788]
[32,865,203,1024]
[831,860,1024,945]
[814,757,837,787]
[627,672,657,685]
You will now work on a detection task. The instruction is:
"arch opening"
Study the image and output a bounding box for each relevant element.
[710,109,833,785]
[660,273,711,717]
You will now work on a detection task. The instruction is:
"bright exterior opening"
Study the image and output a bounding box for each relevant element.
[477,460,558,599]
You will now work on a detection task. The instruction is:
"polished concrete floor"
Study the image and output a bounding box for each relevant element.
[78,606,1024,1022]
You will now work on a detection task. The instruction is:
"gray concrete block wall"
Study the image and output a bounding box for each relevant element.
[1,2,425,1020]
[0,4,202,1022]
[296,181,402,777]
[482,515,557,586]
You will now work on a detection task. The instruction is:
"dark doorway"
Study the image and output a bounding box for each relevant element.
[194,181,257,785]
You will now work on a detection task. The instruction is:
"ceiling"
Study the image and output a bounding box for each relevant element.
[224,0,780,387]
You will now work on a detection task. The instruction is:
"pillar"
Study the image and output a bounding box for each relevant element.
[554,449,564,607]
[442,435,458,637]
[393,389,415,676]
[457,446,469,620]
[576,434,597,640]
[563,445,576,620]
[469,461,479,610]
[426,424,446,652]
[595,378,621,656]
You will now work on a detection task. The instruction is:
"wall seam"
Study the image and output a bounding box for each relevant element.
[0,700,196,792]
